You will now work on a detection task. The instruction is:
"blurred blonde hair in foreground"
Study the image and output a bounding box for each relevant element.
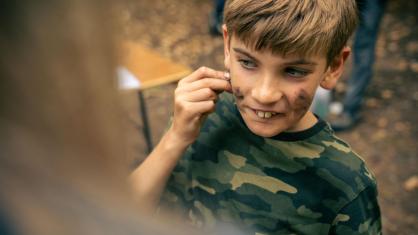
[0,0,198,234]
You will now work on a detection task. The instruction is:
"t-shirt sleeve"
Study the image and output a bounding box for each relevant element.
[329,186,382,235]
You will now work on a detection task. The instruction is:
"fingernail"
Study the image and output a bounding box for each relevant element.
[224,71,231,80]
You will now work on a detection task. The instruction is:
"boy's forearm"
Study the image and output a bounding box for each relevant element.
[130,127,189,212]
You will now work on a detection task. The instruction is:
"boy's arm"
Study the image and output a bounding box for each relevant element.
[329,186,382,235]
[130,67,231,212]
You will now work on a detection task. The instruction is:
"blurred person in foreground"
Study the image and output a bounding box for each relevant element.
[327,0,388,131]
[0,1,204,235]
[132,0,382,234]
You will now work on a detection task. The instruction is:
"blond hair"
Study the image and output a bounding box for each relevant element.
[224,0,358,64]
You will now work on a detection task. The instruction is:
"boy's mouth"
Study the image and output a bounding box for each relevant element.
[235,101,284,120]
[255,110,277,119]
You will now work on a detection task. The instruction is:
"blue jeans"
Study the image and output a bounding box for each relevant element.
[343,0,387,117]
[213,0,225,23]
[209,0,225,35]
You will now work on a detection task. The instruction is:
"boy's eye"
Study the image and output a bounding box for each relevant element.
[238,59,257,69]
[285,67,309,78]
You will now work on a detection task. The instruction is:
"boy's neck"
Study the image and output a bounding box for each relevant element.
[286,111,318,133]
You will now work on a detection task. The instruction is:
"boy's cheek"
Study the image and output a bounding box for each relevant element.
[232,86,244,99]
[230,76,244,99]
[229,68,247,98]
[291,89,313,114]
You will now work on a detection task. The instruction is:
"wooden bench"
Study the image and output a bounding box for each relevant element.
[118,41,191,153]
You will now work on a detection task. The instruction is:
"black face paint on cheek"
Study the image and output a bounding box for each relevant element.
[293,89,313,118]
[232,87,244,100]
[228,72,244,100]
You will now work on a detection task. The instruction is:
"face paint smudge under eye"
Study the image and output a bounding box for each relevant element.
[294,89,313,116]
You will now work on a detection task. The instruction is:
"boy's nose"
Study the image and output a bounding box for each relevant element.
[251,76,282,104]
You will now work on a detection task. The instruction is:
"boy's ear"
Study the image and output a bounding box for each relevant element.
[222,24,231,70]
[320,46,351,90]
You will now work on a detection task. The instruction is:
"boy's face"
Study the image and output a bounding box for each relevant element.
[223,30,347,137]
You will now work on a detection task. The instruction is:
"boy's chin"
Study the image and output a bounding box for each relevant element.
[238,110,289,138]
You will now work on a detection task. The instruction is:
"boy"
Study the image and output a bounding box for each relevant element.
[131,0,382,234]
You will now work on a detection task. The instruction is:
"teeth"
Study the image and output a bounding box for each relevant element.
[256,111,276,119]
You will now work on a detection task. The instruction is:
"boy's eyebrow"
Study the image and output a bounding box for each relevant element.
[233,47,318,66]
[282,59,318,66]
[233,48,260,63]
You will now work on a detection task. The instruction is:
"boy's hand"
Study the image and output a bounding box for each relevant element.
[169,66,231,146]
[131,67,230,210]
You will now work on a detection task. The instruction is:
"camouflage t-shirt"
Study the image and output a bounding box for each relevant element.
[160,93,381,235]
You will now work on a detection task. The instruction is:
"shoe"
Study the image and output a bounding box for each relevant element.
[327,112,360,132]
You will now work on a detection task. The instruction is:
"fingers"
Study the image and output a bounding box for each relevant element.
[175,99,216,119]
[181,78,231,93]
[186,101,216,115]
[181,66,227,83]
[176,67,232,103]
[180,88,217,102]
[170,67,227,144]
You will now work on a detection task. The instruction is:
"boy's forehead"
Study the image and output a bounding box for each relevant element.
[229,35,326,63]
